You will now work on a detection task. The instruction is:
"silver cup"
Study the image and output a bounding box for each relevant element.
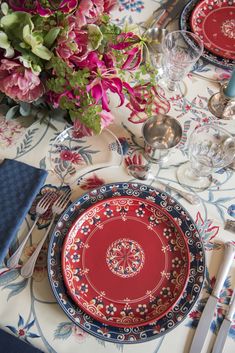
[142,114,182,164]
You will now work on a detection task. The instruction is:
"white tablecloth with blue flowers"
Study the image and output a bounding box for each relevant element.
[0,1,235,353]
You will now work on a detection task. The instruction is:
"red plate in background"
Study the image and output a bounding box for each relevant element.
[61,196,190,327]
[190,0,235,60]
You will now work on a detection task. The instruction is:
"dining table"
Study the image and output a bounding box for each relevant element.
[0,1,235,353]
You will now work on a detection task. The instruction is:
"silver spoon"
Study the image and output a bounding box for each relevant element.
[127,164,200,205]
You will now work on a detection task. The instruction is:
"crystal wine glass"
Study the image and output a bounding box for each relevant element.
[157,30,204,100]
[177,124,235,190]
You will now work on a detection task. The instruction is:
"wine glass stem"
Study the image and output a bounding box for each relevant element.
[186,165,205,180]
[167,80,177,91]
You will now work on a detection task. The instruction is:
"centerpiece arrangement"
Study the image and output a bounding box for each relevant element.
[0,0,157,134]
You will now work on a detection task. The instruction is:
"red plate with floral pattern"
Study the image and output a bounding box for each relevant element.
[61,196,190,327]
[190,0,235,60]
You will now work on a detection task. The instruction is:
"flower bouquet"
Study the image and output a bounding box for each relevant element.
[0,0,157,134]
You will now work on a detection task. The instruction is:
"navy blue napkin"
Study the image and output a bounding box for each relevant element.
[0,159,48,264]
[0,329,44,353]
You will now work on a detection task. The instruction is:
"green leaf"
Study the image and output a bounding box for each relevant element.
[70,107,101,134]
[0,31,10,49]
[5,105,19,120]
[88,24,103,50]
[1,2,9,16]
[0,12,33,42]
[23,24,41,48]
[18,55,42,73]
[32,44,52,60]
[0,30,14,57]
[44,27,60,48]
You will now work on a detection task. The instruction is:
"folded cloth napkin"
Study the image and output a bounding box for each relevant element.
[0,329,44,353]
[0,159,48,264]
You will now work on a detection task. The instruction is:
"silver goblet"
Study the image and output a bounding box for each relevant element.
[142,114,182,165]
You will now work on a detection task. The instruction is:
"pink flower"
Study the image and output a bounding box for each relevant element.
[85,54,124,112]
[56,18,90,66]
[124,84,170,123]
[75,0,117,28]
[47,90,80,109]
[0,59,44,102]
[77,51,104,70]
[111,32,143,71]
[8,0,78,15]
[103,0,118,12]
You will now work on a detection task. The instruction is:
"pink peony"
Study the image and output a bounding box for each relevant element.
[103,0,118,12]
[75,0,118,28]
[0,59,44,102]
[56,18,90,66]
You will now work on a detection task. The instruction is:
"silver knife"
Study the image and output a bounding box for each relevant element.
[142,0,189,29]
[189,242,235,353]
[211,289,235,353]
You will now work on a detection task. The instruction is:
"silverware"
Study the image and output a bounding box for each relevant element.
[189,242,235,353]
[7,191,54,269]
[190,71,227,86]
[20,190,71,278]
[127,164,200,205]
[142,0,190,30]
[211,289,235,353]
[142,8,167,31]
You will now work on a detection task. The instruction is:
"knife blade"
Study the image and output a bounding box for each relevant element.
[211,289,235,353]
[189,242,235,353]
[142,0,189,29]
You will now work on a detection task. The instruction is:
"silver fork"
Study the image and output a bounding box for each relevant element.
[7,192,54,269]
[20,190,71,278]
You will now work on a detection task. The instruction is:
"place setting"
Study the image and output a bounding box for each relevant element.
[47,181,206,344]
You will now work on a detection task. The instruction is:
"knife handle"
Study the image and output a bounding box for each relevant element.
[213,242,235,298]
[226,290,235,321]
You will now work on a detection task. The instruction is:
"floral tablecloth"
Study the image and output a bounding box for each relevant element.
[0,1,235,353]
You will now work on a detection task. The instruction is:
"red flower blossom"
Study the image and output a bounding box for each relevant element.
[60,150,74,161]
[80,174,105,190]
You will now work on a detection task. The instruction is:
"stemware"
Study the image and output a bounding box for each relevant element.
[177,124,235,190]
[142,114,182,165]
[157,30,204,100]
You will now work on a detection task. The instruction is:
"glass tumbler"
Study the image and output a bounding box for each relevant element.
[177,124,235,190]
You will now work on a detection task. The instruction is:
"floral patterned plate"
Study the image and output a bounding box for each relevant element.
[180,0,235,69]
[61,196,190,327]
[49,127,123,185]
[48,183,205,344]
[190,0,235,60]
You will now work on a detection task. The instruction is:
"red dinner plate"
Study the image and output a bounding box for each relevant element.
[190,0,235,60]
[61,196,190,327]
